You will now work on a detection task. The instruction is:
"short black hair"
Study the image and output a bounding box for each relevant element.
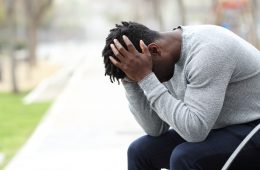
[102,21,160,83]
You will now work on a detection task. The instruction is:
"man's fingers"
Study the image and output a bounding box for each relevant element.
[113,39,129,56]
[140,40,150,55]
[122,35,137,53]
[109,56,122,69]
[110,44,124,62]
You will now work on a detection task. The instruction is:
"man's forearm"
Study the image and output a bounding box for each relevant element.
[122,81,169,136]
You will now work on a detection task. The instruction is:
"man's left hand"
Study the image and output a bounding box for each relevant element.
[109,35,153,82]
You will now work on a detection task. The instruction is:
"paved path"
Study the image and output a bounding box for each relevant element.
[5,43,143,170]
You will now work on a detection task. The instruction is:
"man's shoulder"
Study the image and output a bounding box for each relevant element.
[182,24,227,32]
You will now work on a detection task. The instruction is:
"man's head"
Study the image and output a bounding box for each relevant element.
[102,21,160,83]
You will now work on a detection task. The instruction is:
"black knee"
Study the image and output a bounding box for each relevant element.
[127,137,147,161]
[128,136,156,170]
[170,143,196,170]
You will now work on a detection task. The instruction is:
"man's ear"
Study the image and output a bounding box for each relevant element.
[148,43,161,56]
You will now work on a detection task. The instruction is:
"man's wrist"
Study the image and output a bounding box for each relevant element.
[122,77,142,92]
[122,77,136,84]
[137,72,154,84]
[137,71,153,82]
[138,72,168,97]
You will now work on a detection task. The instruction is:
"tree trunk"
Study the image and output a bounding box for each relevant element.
[10,45,18,93]
[24,0,52,67]
[6,0,19,93]
[27,19,37,66]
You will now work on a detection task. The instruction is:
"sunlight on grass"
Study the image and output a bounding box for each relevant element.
[0,92,51,170]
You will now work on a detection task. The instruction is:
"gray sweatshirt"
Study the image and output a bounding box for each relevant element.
[123,25,260,142]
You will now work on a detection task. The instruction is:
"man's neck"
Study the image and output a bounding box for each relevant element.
[160,29,182,64]
[153,30,182,82]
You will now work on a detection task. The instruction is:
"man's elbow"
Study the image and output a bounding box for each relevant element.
[184,130,209,142]
[185,135,207,142]
[182,113,211,142]
[146,131,162,137]
[145,124,169,137]
[145,129,166,137]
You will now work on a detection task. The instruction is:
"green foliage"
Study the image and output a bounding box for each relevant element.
[0,92,51,169]
[14,41,27,50]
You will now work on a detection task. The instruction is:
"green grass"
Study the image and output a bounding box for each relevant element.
[0,92,51,170]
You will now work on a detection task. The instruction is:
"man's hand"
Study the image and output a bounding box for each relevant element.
[109,35,153,82]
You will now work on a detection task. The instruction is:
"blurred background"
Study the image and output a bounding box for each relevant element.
[0,0,259,170]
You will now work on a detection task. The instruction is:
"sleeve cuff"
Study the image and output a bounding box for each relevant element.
[122,79,142,91]
[122,77,136,83]
[138,72,168,99]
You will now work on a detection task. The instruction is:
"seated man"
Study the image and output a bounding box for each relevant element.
[102,21,260,170]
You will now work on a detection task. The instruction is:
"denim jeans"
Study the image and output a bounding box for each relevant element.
[128,120,260,170]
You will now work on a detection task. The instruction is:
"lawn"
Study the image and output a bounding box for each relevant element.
[0,92,52,170]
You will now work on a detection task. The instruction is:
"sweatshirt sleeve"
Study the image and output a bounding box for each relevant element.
[138,47,236,142]
[122,80,170,136]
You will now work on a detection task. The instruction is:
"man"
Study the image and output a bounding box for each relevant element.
[102,21,260,170]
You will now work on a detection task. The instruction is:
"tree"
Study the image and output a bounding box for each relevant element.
[23,0,52,66]
[4,0,19,93]
[0,0,4,83]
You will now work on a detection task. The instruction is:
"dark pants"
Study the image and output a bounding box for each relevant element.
[128,120,260,170]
